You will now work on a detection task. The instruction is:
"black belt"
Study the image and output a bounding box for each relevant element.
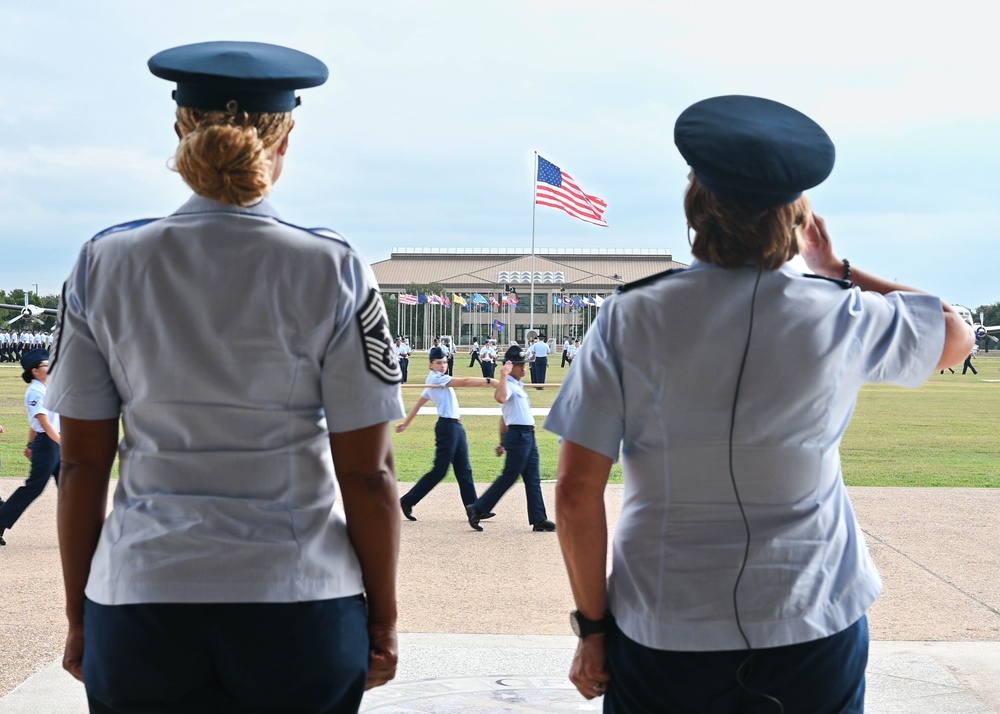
[438,417,460,423]
[507,424,534,432]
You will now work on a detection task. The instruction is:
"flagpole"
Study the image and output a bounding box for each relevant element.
[530,151,538,333]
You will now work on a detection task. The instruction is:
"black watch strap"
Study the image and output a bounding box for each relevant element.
[570,610,608,639]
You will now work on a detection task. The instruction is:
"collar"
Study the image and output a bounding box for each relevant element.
[173,194,283,221]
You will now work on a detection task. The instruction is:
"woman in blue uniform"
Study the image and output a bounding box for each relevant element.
[546,96,973,713]
[47,42,404,713]
[0,348,60,547]
[396,346,496,520]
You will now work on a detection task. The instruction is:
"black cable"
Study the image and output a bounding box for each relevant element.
[721,267,784,713]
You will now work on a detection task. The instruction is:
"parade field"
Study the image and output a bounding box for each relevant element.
[1,357,997,487]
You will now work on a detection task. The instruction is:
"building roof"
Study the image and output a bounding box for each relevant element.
[372,247,688,291]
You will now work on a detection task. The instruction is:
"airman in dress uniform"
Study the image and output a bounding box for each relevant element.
[546,95,974,712]
[465,345,555,532]
[47,41,404,713]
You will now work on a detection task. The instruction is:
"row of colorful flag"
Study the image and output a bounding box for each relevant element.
[398,292,519,308]
[554,294,605,308]
[397,292,607,309]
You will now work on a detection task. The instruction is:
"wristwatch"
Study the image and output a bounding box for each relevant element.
[570,610,608,639]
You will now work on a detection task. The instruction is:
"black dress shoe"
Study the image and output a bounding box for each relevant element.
[400,499,417,522]
[531,519,556,532]
[0,528,6,546]
[480,512,497,520]
[465,505,484,532]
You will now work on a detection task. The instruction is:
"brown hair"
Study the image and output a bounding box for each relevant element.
[172,105,294,206]
[684,176,807,270]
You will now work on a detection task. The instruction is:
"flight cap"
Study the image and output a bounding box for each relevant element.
[148,41,329,112]
[20,348,49,372]
[674,95,835,207]
[429,347,447,361]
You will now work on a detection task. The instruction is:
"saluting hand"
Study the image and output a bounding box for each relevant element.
[795,203,841,278]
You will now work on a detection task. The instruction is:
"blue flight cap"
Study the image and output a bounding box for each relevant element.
[674,95,835,207]
[429,347,447,361]
[20,348,49,372]
[148,41,329,113]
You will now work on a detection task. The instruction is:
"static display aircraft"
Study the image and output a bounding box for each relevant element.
[0,295,57,326]
[954,305,1000,345]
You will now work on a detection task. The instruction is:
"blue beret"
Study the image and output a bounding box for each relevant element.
[429,347,447,361]
[674,95,835,207]
[148,41,328,113]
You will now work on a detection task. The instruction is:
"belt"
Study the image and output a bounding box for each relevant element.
[507,424,534,432]
[438,417,460,423]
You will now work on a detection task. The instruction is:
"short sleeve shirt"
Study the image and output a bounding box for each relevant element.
[500,376,534,426]
[545,260,945,651]
[46,195,404,606]
[421,371,461,419]
[25,380,58,434]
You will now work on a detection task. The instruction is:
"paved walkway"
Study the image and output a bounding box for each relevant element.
[1,480,998,712]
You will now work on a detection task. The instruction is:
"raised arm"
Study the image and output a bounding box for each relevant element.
[797,211,974,370]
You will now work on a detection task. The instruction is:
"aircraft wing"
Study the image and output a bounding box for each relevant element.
[1,302,57,325]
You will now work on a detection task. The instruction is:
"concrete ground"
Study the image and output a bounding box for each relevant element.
[1,478,998,712]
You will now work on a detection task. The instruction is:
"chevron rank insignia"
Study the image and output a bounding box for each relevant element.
[357,289,402,384]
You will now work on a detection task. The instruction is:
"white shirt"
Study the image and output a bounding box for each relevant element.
[545,260,944,651]
[534,341,550,357]
[500,375,534,426]
[421,371,461,419]
[25,379,59,434]
[47,195,404,606]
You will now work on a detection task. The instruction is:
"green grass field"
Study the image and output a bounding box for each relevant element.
[1,356,997,486]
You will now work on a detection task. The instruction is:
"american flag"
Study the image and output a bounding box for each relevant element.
[536,156,608,227]
[399,293,418,305]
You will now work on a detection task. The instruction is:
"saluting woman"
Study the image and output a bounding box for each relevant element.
[47,42,404,713]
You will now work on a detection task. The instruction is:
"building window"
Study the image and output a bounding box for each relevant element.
[515,293,549,314]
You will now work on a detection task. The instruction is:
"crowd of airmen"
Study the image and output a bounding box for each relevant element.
[0,330,53,363]
[394,334,584,384]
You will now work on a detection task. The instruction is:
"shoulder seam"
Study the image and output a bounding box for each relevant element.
[91,218,161,241]
[803,273,853,289]
[617,267,687,294]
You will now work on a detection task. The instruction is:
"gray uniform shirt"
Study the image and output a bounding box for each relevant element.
[545,260,944,651]
[47,195,404,605]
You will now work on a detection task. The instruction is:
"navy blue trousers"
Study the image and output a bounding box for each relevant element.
[83,596,369,714]
[471,427,548,524]
[0,431,59,530]
[533,356,548,385]
[604,616,869,714]
[401,418,478,508]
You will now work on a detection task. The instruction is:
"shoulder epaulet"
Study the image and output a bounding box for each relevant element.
[803,273,853,289]
[274,220,350,247]
[91,218,161,241]
[617,267,687,294]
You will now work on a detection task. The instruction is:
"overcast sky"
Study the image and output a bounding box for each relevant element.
[2,0,998,311]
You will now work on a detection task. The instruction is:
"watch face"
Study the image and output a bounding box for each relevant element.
[570,611,582,637]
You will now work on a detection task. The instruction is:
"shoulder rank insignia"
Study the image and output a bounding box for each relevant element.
[617,268,687,294]
[803,274,853,289]
[357,289,402,384]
